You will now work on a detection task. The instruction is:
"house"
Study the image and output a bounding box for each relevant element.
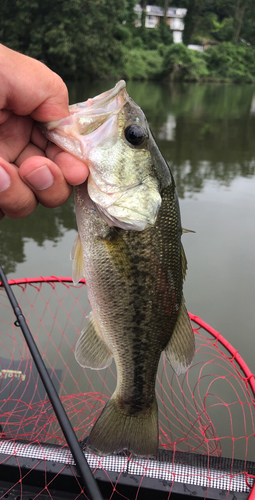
[134,4,187,43]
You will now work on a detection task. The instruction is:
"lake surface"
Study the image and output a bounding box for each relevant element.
[0,81,255,458]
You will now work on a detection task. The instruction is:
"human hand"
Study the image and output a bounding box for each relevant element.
[0,44,89,220]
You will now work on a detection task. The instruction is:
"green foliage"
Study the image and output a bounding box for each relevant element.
[182,0,206,46]
[211,17,235,42]
[135,27,161,50]
[159,20,173,46]
[241,1,255,46]
[124,0,137,26]
[162,43,209,81]
[191,12,235,44]
[161,41,255,84]
[182,0,255,47]
[134,24,173,51]
[0,0,125,80]
[1,0,255,83]
[115,24,132,44]
[204,42,255,82]
[123,48,163,80]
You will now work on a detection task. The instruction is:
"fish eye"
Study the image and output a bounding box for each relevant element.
[124,124,146,146]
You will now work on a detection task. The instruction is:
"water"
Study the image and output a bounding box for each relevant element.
[0,81,255,457]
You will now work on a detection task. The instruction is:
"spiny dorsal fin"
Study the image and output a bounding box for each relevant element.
[164,298,195,376]
[75,311,113,369]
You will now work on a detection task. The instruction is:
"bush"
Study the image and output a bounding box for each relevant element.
[160,41,255,84]
[204,42,255,83]
[162,43,209,81]
[135,24,173,51]
[122,48,163,80]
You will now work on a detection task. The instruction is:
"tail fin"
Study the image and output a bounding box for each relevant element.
[86,394,158,458]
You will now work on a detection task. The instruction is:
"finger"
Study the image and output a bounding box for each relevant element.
[46,142,89,185]
[0,114,33,163]
[31,123,48,151]
[15,143,45,167]
[19,156,73,208]
[0,159,38,219]
[0,45,69,121]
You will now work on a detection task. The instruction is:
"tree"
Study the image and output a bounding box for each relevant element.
[125,0,137,26]
[241,0,255,45]
[141,0,148,29]
[234,0,248,41]
[183,0,206,45]
[0,0,126,80]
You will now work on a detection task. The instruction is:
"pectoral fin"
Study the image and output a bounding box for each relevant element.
[71,234,84,285]
[75,312,113,369]
[164,298,195,376]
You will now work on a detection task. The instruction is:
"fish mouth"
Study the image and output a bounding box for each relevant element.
[41,81,128,159]
[44,81,127,135]
[69,80,127,117]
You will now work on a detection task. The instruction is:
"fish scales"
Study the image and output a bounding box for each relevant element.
[41,80,195,458]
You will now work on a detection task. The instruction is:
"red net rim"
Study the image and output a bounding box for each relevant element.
[1,276,254,399]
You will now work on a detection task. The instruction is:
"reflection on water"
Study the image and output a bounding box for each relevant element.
[0,193,76,274]
[1,82,255,275]
[131,82,255,198]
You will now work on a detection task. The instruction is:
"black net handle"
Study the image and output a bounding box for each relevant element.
[0,265,103,500]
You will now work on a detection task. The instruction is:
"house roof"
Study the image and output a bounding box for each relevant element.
[134,4,187,18]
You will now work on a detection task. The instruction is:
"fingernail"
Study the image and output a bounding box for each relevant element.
[0,166,11,192]
[25,165,54,190]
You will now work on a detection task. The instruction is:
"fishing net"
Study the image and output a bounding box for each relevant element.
[0,276,254,500]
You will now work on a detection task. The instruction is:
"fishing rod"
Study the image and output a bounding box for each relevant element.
[0,265,103,500]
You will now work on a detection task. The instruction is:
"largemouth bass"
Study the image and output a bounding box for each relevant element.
[42,81,195,458]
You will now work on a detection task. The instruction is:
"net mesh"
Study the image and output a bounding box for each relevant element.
[0,277,254,500]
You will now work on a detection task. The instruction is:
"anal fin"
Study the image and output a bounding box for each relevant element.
[164,298,195,376]
[75,312,113,369]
